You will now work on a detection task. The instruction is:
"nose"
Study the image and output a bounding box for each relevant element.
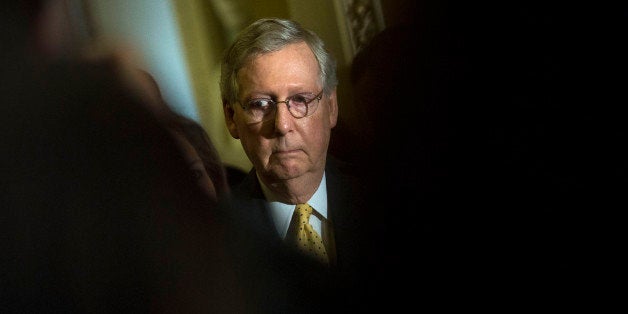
[273,100,293,134]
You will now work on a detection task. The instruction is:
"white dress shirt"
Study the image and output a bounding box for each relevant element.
[257,172,328,239]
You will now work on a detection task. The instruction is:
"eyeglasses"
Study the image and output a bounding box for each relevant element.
[238,90,323,123]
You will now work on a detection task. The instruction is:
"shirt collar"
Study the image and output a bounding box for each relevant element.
[258,172,328,237]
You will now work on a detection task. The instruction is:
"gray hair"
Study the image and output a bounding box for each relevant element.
[220,18,337,105]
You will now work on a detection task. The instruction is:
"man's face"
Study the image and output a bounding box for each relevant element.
[224,42,338,183]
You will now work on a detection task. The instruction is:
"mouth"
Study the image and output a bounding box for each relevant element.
[274,149,300,155]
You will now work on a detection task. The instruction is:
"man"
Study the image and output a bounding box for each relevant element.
[219,18,367,286]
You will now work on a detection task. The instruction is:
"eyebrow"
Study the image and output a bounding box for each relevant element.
[248,89,318,97]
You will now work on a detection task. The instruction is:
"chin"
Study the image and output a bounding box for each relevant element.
[266,162,306,181]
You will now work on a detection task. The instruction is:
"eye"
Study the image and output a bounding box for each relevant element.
[246,99,274,110]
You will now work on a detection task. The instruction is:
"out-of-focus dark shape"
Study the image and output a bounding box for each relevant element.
[335,1,627,306]
[0,2,299,312]
[136,68,230,201]
[1,55,250,312]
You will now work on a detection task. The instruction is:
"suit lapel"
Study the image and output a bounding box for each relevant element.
[231,170,279,240]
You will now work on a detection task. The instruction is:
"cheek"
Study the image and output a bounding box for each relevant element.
[316,128,332,151]
[238,121,272,151]
[241,133,271,163]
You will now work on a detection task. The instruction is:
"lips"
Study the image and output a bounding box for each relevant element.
[274,149,299,154]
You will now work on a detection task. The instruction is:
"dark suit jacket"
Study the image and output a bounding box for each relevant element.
[229,156,367,269]
[224,156,370,311]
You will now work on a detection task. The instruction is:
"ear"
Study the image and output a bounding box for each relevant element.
[327,88,338,128]
[223,102,240,139]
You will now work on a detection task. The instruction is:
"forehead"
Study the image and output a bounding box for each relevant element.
[237,42,320,93]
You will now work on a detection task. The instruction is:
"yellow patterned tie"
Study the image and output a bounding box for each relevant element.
[288,203,329,265]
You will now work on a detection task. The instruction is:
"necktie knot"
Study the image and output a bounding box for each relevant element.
[296,203,313,221]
